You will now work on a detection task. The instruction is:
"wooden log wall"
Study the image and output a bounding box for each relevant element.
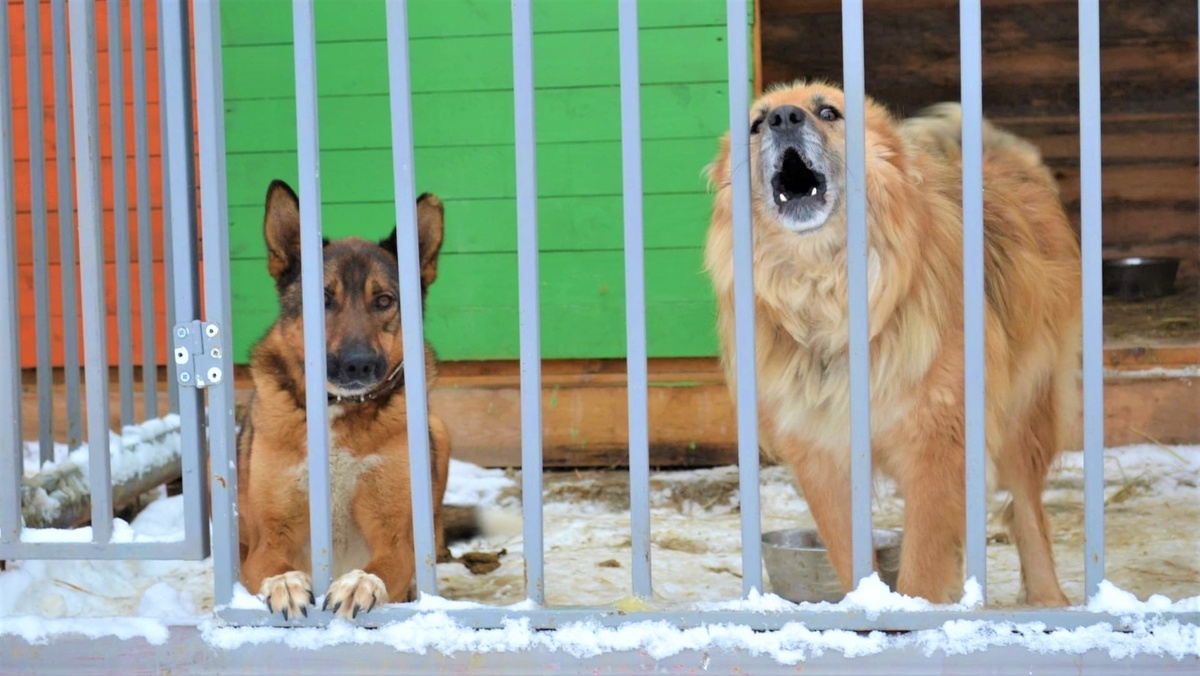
[759,0,1199,287]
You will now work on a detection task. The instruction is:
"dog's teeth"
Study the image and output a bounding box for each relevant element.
[809,186,818,196]
[778,193,789,203]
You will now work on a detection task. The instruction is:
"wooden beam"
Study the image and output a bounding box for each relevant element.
[20,348,1200,471]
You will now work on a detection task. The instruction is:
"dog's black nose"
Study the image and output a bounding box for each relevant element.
[768,105,805,133]
[328,346,386,387]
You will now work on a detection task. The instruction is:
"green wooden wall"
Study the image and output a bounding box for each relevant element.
[219,0,754,363]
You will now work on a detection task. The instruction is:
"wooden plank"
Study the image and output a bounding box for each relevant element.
[221,27,737,100]
[6,0,160,56]
[19,350,1200,468]
[227,193,716,259]
[9,103,165,160]
[219,0,735,46]
[223,138,717,206]
[15,308,170,370]
[13,209,166,265]
[759,0,1199,120]
[1100,374,1200,448]
[770,0,1200,288]
[1106,347,1200,370]
[753,0,763,96]
[223,83,733,153]
[230,295,722,364]
[15,260,167,319]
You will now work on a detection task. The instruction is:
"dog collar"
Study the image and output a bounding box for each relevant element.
[327,361,405,405]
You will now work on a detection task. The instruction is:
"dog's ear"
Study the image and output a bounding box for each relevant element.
[379,192,445,290]
[263,179,302,284]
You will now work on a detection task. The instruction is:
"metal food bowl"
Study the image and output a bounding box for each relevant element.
[1102,256,1180,301]
[762,528,902,604]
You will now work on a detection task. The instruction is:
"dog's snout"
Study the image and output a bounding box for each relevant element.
[768,105,805,133]
[328,345,386,388]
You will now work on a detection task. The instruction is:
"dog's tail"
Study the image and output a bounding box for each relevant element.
[903,102,1060,196]
[443,504,523,544]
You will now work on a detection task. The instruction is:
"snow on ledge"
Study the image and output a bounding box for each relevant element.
[0,616,170,646]
[196,611,1199,663]
[3,579,1198,663]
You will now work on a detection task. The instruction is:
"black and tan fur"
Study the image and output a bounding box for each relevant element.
[236,179,454,620]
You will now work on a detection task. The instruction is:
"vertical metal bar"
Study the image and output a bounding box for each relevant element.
[0,0,24,547]
[160,0,210,560]
[68,0,114,545]
[131,0,157,420]
[193,0,238,600]
[157,0,179,414]
[109,0,134,426]
[619,0,652,599]
[511,0,546,606]
[1078,0,1105,600]
[384,0,438,597]
[725,0,763,596]
[25,0,54,465]
[52,0,83,450]
[960,0,988,602]
[841,0,874,586]
[292,0,334,598]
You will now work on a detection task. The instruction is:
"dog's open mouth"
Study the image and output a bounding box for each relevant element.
[771,147,827,209]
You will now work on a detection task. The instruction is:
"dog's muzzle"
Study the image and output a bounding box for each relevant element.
[764,105,829,220]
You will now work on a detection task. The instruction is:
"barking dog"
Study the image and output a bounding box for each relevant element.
[236,179,454,619]
[704,81,1082,605]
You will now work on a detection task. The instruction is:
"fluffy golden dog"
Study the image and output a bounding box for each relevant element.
[704,81,1081,606]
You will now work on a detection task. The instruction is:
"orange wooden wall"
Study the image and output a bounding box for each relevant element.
[9,0,175,370]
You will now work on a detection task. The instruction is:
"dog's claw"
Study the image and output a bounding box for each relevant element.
[259,571,314,622]
[324,570,389,620]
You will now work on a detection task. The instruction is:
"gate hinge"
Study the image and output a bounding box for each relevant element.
[173,320,226,389]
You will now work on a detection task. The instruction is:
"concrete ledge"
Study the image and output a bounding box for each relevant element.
[3,624,1198,675]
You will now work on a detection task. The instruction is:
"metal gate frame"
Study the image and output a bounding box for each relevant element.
[0,0,210,563]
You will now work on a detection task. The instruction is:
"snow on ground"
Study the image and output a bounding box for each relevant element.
[1,443,1198,661]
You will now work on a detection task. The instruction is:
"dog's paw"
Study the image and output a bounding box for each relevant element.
[322,569,388,619]
[259,571,315,621]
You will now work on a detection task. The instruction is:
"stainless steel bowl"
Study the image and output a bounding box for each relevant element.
[761,528,902,604]
[1102,256,1180,301]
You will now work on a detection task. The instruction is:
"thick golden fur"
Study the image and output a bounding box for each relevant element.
[236,179,451,620]
[704,81,1082,605]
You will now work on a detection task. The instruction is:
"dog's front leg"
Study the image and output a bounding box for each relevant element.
[322,457,417,620]
[244,531,314,621]
[893,436,966,604]
[784,440,865,594]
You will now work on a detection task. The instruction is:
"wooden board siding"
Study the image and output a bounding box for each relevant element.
[219,0,754,363]
[759,0,1199,287]
[9,0,173,369]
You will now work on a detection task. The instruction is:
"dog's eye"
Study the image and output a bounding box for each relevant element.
[374,294,395,311]
[324,289,334,308]
[818,106,841,122]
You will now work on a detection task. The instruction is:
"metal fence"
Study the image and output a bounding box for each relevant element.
[0,0,1197,636]
[0,0,207,561]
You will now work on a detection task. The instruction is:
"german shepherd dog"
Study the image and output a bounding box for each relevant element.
[705,81,1081,605]
[236,179,452,620]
